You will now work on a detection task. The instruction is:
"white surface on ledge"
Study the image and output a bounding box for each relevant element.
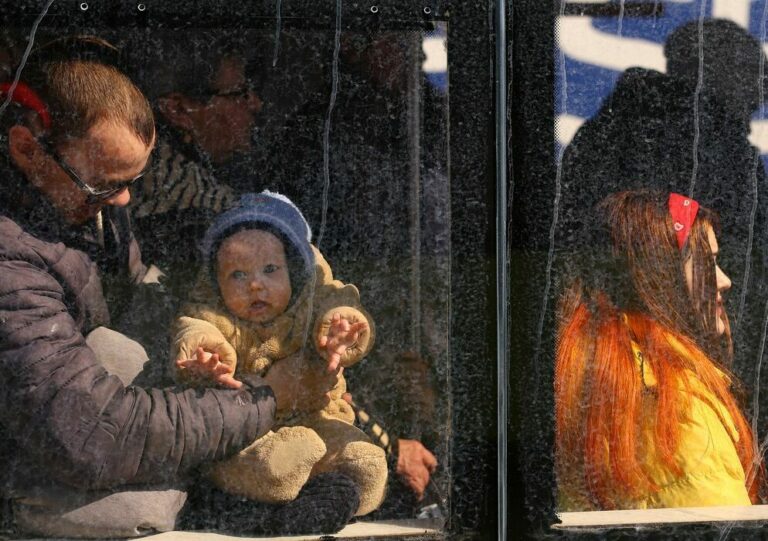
[556,504,768,529]
[14,520,443,541]
[140,519,442,540]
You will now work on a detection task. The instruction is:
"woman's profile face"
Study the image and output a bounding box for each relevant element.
[684,225,732,336]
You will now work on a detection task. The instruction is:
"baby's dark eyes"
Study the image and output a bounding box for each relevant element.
[229,266,281,279]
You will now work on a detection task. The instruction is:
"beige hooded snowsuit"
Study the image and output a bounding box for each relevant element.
[171,247,387,516]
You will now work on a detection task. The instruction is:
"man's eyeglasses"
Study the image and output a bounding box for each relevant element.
[187,83,260,108]
[213,87,255,100]
[37,137,150,203]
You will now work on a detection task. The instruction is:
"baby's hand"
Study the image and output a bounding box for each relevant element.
[176,347,242,389]
[318,313,367,372]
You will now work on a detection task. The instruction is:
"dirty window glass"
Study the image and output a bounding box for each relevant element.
[552,0,768,533]
[0,3,457,538]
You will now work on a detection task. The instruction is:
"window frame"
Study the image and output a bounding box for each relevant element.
[0,0,502,537]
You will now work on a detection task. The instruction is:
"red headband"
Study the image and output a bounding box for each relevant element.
[0,81,51,129]
[668,193,699,250]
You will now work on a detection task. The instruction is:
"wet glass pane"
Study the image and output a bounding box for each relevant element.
[551,0,768,533]
[0,4,459,537]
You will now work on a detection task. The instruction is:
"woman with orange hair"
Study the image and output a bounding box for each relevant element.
[555,190,762,511]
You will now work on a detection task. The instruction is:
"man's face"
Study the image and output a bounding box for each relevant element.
[174,55,262,164]
[38,120,154,224]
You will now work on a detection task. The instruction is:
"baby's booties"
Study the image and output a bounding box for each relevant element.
[208,425,327,503]
[307,418,388,516]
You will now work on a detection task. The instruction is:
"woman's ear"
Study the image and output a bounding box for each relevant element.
[157,93,195,132]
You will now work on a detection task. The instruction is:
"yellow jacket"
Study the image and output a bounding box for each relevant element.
[559,339,751,511]
[171,246,375,423]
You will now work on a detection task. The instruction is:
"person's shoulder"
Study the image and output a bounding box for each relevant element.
[0,215,37,256]
[0,214,23,239]
[566,68,671,152]
[608,68,676,111]
[615,67,666,86]
[0,215,69,270]
[310,245,334,282]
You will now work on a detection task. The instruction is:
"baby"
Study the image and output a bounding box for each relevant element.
[171,191,387,516]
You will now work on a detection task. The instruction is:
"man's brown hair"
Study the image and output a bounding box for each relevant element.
[21,36,154,145]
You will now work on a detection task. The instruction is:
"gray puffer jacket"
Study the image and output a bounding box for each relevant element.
[0,176,275,493]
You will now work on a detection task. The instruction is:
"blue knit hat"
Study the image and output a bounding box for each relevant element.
[201,191,315,277]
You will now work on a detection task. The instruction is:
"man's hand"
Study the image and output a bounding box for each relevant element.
[396,439,438,501]
[263,351,340,412]
[175,347,242,389]
[318,312,367,372]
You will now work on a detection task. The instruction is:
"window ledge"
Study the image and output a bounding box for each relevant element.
[14,519,444,541]
[555,505,768,530]
[151,519,442,540]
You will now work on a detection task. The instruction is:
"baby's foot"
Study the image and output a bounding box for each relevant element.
[209,426,327,504]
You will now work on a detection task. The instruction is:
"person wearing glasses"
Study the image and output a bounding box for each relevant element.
[0,36,355,538]
[127,34,443,519]
[127,40,256,302]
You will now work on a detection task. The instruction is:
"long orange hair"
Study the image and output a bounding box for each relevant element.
[555,190,760,509]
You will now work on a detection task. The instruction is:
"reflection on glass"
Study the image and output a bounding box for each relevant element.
[0,17,450,537]
[555,1,768,513]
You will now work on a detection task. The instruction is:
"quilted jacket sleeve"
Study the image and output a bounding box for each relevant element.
[0,259,275,490]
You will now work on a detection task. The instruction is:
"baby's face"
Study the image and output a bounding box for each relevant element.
[216,229,292,324]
